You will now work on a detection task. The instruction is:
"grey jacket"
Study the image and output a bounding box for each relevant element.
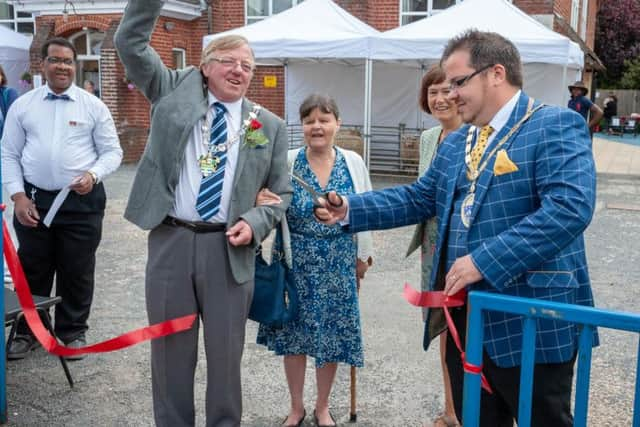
[115,0,292,283]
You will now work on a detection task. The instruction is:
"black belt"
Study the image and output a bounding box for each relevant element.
[162,216,226,233]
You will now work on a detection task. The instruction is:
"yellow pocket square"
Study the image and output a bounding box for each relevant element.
[493,149,519,176]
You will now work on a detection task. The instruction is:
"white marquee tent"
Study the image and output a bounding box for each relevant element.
[0,26,31,94]
[202,0,379,161]
[203,0,585,166]
[372,0,584,126]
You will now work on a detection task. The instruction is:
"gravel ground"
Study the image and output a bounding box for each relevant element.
[2,166,639,426]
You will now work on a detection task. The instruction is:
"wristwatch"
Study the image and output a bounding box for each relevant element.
[88,170,99,185]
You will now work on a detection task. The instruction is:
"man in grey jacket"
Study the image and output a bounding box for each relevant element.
[115,1,291,426]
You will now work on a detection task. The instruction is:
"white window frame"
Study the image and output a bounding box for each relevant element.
[172,48,186,70]
[69,29,104,92]
[570,0,580,31]
[580,0,589,40]
[399,0,462,26]
[245,0,305,25]
[0,1,35,35]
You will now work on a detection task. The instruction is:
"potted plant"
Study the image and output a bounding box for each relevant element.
[19,71,33,89]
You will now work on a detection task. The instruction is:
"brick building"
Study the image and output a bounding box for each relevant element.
[4,0,600,163]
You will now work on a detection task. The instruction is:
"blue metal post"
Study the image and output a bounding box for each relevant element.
[462,294,485,427]
[465,291,640,427]
[634,337,640,427]
[574,325,593,426]
[517,317,537,426]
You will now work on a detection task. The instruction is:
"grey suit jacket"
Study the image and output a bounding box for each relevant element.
[115,0,292,284]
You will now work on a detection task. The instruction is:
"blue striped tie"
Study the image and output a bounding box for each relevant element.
[196,102,228,220]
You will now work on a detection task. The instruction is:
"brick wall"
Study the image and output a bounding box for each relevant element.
[247,66,285,118]
[514,0,554,15]
[29,0,597,163]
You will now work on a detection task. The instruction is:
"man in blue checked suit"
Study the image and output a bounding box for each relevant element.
[317,30,596,427]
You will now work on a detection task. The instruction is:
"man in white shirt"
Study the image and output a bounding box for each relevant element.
[1,37,122,360]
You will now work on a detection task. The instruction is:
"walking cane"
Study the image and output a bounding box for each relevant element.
[350,276,361,423]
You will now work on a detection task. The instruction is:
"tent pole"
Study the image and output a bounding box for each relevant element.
[364,58,372,169]
[284,61,288,128]
[418,63,425,129]
[561,64,568,107]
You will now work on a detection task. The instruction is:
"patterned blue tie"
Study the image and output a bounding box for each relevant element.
[45,93,71,101]
[196,102,228,220]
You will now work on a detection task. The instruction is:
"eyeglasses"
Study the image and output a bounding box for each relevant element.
[448,64,495,91]
[210,57,255,73]
[46,57,75,66]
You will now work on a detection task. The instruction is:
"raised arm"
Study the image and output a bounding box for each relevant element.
[114,0,176,103]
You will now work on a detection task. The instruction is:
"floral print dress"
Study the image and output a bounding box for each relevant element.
[257,147,363,368]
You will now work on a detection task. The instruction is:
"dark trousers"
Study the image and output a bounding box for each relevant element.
[14,210,103,342]
[445,306,575,427]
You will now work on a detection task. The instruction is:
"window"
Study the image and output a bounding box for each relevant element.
[400,0,458,25]
[570,0,580,31]
[172,48,186,70]
[69,30,105,96]
[246,0,305,24]
[0,1,35,35]
[580,0,589,40]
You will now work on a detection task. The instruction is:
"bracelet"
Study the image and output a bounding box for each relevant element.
[88,170,98,185]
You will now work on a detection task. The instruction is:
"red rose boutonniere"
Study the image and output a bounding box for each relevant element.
[243,106,269,148]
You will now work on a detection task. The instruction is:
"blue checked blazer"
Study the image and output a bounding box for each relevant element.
[347,92,597,368]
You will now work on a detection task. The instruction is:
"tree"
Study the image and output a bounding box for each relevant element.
[619,58,640,89]
[595,0,640,86]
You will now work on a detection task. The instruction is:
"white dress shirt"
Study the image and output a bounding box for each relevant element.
[1,83,122,196]
[171,93,243,223]
[485,89,521,144]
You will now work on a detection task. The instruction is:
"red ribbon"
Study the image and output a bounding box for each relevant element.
[403,284,493,393]
[2,217,197,357]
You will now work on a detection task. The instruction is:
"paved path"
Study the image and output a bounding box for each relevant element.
[593,135,640,177]
[1,165,639,426]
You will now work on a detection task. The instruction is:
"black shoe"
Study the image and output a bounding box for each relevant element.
[282,409,306,427]
[7,334,40,360]
[64,335,86,361]
[313,410,337,427]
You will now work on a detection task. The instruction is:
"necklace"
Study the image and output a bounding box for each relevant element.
[460,98,543,228]
[197,104,262,177]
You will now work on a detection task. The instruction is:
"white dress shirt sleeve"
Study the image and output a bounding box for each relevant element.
[89,101,123,181]
[1,103,28,197]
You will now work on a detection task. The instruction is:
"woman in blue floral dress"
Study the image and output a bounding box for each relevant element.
[256,94,373,427]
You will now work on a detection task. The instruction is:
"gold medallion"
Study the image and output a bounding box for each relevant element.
[199,154,220,177]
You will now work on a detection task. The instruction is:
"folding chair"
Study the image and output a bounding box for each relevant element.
[608,117,624,136]
[624,118,638,136]
[4,288,73,388]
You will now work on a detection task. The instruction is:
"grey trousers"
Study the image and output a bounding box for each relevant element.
[146,224,254,427]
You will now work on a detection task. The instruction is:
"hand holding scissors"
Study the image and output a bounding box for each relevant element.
[290,173,346,224]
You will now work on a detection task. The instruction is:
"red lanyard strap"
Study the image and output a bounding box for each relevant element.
[403,284,493,393]
[2,217,196,358]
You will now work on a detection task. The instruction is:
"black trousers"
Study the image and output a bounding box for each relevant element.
[445,306,575,427]
[14,210,103,342]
